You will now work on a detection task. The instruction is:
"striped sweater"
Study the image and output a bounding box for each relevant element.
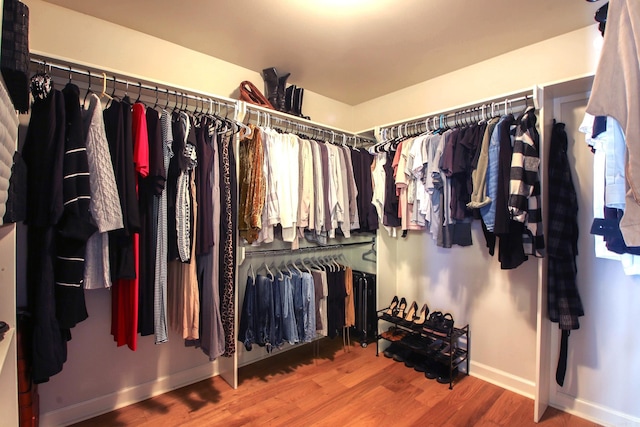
[508,107,545,258]
[56,83,96,292]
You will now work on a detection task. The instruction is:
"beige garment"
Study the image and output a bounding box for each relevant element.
[344,266,355,327]
[586,0,640,245]
[168,171,200,340]
[320,269,328,336]
[297,139,314,230]
[337,148,351,238]
[310,140,325,233]
[467,118,500,209]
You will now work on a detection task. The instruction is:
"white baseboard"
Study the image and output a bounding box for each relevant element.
[469,360,536,399]
[40,362,220,427]
[551,391,640,427]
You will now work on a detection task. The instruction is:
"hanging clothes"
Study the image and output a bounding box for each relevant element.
[301,271,316,342]
[168,112,199,341]
[586,0,640,247]
[82,93,123,291]
[468,117,500,210]
[138,104,162,337]
[154,109,173,344]
[238,125,265,244]
[344,266,355,328]
[309,140,326,242]
[326,267,346,339]
[546,120,583,386]
[195,117,214,256]
[238,273,258,351]
[55,82,95,330]
[297,139,315,237]
[104,96,140,281]
[311,268,326,334]
[383,150,401,231]
[166,110,182,262]
[110,99,148,351]
[23,82,68,384]
[351,148,377,233]
[198,121,226,360]
[219,131,237,357]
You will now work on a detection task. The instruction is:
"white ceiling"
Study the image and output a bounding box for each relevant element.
[41,0,603,105]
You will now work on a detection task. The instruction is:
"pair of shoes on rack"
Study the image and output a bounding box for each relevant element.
[436,367,459,384]
[422,360,459,383]
[422,311,455,337]
[391,346,413,364]
[379,296,402,321]
[382,342,414,364]
[382,342,402,359]
[380,327,399,341]
[403,350,426,369]
[399,333,429,351]
[380,297,431,331]
[380,327,408,342]
[410,303,430,329]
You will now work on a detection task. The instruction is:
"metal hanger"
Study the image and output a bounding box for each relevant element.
[135,82,142,103]
[82,70,93,108]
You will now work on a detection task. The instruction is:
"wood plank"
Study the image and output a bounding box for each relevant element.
[70,338,601,427]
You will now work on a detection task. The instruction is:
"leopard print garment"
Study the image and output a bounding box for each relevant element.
[220,133,237,357]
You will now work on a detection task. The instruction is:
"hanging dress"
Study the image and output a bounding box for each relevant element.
[23,82,68,383]
[154,109,173,344]
[218,131,237,356]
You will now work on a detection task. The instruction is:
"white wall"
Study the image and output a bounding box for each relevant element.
[24,0,354,131]
[351,25,603,132]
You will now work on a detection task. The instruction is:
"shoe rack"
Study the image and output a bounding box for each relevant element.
[375,298,469,390]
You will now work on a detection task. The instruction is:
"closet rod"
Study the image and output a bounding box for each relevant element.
[241,102,375,147]
[29,56,237,112]
[30,54,373,145]
[375,87,539,141]
[380,93,533,139]
[243,239,376,258]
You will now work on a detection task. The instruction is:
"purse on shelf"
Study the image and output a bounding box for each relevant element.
[239,80,274,110]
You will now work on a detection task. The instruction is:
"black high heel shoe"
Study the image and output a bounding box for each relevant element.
[380,296,399,321]
[411,303,430,330]
[399,301,418,327]
[394,298,407,320]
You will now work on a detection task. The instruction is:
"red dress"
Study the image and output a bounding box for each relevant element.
[112,102,149,350]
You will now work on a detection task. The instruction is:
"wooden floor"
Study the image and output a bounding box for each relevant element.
[71,339,600,427]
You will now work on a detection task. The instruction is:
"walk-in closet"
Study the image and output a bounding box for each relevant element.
[0,0,637,426]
